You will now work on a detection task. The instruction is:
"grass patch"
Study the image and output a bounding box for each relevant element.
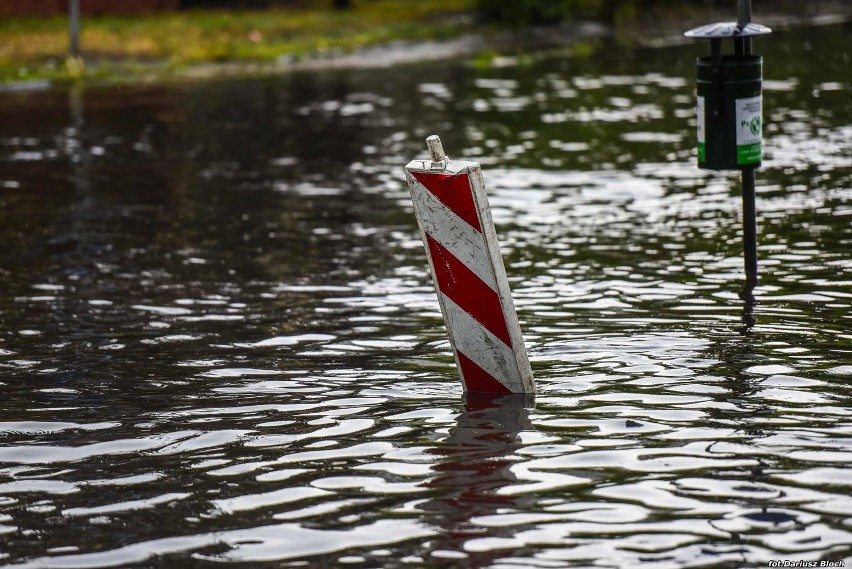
[0,0,474,84]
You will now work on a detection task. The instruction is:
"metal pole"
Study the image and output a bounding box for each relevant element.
[741,167,758,295]
[738,0,758,302]
[737,0,752,29]
[69,0,81,59]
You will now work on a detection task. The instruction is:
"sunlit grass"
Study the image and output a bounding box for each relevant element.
[0,0,474,83]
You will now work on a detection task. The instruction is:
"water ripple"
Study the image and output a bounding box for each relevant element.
[0,21,850,569]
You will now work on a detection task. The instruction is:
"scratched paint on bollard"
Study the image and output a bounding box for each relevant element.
[404,139,534,394]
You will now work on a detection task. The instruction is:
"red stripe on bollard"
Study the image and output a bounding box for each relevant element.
[409,171,483,233]
[456,351,512,394]
[425,234,513,348]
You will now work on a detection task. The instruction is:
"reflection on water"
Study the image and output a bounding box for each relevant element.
[424,394,533,565]
[0,21,851,568]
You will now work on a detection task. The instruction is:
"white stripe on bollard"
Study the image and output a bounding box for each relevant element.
[404,136,535,394]
[408,176,496,287]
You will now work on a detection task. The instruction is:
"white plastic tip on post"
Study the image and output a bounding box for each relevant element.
[426,135,446,163]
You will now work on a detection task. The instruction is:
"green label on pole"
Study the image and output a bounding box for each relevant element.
[737,142,761,164]
[696,95,705,162]
[736,95,762,166]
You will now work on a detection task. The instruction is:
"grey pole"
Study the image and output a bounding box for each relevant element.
[741,169,758,298]
[737,0,752,29]
[69,0,81,59]
[738,0,758,302]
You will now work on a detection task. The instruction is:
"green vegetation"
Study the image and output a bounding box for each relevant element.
[0,0,474,84]
[1,0,842,86]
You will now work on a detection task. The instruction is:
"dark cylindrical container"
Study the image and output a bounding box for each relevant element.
[696,55,762,170]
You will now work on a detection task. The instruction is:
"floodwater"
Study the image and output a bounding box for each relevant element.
[1,21,850,569]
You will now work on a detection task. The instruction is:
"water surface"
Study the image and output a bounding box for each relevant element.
[0,22,851,568]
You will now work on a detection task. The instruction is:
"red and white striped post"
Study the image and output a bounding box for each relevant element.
[404,135,535,394]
